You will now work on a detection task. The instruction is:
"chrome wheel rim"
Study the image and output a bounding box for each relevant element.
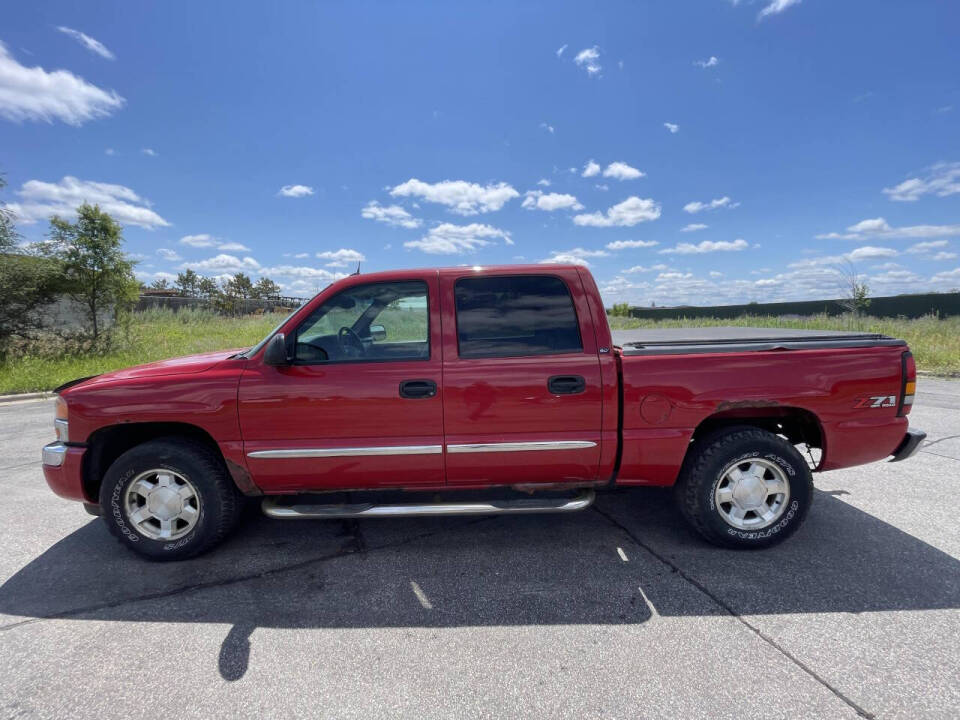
[714,457,790,531]
[124,469,200,541]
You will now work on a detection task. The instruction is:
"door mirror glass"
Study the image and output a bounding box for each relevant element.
[263,333,289,366]
[369,324,387,341]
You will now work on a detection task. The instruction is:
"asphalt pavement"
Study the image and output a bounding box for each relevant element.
[1,380,958,719]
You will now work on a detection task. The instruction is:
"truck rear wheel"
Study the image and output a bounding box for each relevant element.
[676,427,813,549]
[99,438,242,560]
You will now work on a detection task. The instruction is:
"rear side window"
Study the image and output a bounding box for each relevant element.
[454,275,583,358]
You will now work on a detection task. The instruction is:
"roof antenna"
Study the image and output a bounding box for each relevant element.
[354,260,361,275]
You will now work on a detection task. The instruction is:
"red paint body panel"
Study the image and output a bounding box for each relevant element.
[46,264,919,506]
[43,446,90,502]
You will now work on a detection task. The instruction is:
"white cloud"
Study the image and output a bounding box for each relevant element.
[680,223,709,232]
[932,251,958,261]
[574,46,601,76]
[56,27,115,60]
[156,248,181,262]
[5,176,168,228]
[931,267,960,284]
[0,42,124,125]
[581,160,601,178]
[522,190,583,211]
[540,247,609,267]
[624,264,669,273]
[260,265,341,282]
[389,178,519,215]
[660,238,749,254]
[906,240,948,254]
[182,254,261,273]
[361,201,422,229]
[758,0,802,20]
[573,197,662,227]
[104,148,115,156]
[602,162,644,181]
[278,184,314,198]
[539,122,555,134]
[709,271,724,278]
[404,223,511,254]
[789,246,899,267]
[536,178,551,187]
[556,44,568,58]
[595,183,609,192]
[180,234,218,248]
[316,248,366,263]
[683,196,739,214]
[664,122,679,134]
[816,217,960,241]
[217,242,251,252]
[606,239,658,250]
[882,162,960,202]
[694,56,719,68]
[141,148,157,157]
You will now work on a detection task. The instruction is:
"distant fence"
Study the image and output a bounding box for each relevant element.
[135,294,304,314]
[624,292,960,320]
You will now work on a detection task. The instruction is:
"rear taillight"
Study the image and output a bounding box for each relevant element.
[898,351,916,417]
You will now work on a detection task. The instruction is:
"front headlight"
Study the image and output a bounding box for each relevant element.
[54,397,69,443]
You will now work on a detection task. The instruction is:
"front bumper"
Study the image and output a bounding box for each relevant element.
[889,428,926,462]
[42,441,91,502]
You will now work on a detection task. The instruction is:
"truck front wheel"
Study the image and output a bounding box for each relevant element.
[676,427,813,549]
[99,438,242,560]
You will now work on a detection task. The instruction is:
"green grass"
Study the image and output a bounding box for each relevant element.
[608,313,960,375]
[0,308,286,394]
[1,308,957,394]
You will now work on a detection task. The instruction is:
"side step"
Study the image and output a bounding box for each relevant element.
[262,489,595,520]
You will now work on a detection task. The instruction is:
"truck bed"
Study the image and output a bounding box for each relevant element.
[613,326,906,356]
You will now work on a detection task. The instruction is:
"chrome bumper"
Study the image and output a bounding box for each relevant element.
[889,429,926,462]
[42,442,68,467]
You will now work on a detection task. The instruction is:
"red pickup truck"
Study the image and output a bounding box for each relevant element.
[42,264,925,560]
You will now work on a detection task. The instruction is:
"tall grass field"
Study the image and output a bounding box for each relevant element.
[0,307,957,394]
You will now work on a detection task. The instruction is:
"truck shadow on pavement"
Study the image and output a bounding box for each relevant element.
[2,488,959,681]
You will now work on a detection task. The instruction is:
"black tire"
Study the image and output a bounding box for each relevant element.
[675,427,813,549]
[99,438,242,560]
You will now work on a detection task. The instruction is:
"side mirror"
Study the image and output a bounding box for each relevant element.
[263,333,289,366]
[369,324,386,341]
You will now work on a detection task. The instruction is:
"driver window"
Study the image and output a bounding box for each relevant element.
[293,280,429,364]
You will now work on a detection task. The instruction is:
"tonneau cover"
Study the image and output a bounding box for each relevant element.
[613,326,906,356]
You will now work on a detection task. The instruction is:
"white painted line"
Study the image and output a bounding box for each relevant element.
[616,547,629,562]
[410,581,433,610]
[638,585,659,617]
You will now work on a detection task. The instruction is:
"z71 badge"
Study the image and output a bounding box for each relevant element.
[854,395,897,409]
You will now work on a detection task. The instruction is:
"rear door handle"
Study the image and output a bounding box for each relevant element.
[399,379,437,399]
[548,375,586,395]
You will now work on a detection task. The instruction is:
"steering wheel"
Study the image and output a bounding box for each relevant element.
[337,326,365,358]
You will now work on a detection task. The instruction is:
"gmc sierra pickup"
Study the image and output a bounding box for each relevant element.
[42,264,925,560]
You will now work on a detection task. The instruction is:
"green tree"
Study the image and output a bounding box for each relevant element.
[251,276,281,299]
[150,278,171,291]
[609,302,631,317]
[223,272,254,298]
[175,268,200,297]
[197,275,218,298]
[0,175,60,354]
[46,203,139,342]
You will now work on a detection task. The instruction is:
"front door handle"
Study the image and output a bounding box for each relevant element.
[399,379,437,399]
[548,375,586,395]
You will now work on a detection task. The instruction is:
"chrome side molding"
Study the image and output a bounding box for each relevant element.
[249,440,597,459]
[248,445,442,459]
[446,441,596,454]
[262,489,595,520]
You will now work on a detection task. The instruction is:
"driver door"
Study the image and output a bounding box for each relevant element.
[238,274,443,492]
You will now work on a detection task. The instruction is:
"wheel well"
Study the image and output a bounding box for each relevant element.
[690,407,824,468]
[82,422,226,502]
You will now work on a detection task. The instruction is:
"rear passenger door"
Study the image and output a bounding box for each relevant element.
[440,271,603,486]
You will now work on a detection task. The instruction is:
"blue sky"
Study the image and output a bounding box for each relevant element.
[2,0,959,305]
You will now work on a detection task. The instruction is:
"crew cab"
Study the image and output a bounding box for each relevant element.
[41,264,925,559]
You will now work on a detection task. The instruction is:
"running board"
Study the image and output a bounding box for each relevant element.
[262,489,595,520]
